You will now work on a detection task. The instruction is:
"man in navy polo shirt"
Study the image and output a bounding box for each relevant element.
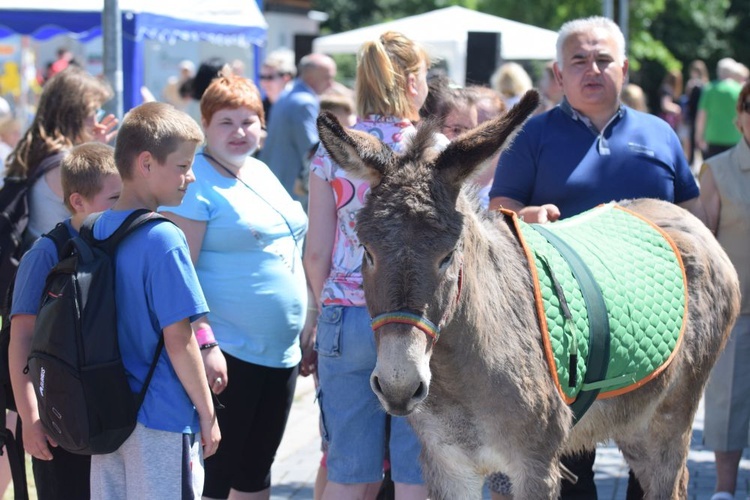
[489,15,706,500]
[489,17,705,226]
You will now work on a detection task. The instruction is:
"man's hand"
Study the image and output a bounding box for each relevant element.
[201,346,228,395]
[518,204,561,224]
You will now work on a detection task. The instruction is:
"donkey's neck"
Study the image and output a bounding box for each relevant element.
[432,204,546,380]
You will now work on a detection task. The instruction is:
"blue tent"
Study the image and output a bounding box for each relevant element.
[0,0,267,111]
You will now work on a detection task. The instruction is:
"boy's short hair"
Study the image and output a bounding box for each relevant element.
[61,142,119,212]
[114,102,203,179]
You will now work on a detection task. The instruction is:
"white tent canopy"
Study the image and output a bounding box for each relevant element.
[313,6,558,86]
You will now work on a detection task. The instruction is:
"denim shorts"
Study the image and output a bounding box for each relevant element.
[315,305,425,485]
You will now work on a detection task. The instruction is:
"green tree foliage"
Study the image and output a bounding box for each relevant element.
[315,0,470,34]
[727,0,749,68]
[313,0,745,104]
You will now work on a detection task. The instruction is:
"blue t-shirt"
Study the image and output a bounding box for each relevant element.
[165,152,308,368]
[11,219,76,317]
[490,100,700,218]
[93,209,208,434]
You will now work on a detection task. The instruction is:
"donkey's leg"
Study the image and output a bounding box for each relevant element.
[617,389,698,499]
[419,444,485,500]
[504,452,561,499]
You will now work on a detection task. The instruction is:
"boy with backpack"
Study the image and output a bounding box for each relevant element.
[88,102,219,499]
[8,142,122,499]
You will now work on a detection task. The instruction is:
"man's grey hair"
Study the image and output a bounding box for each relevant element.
[556,16,627,68]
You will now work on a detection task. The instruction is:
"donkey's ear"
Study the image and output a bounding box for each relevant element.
[316,112,395,186]
[433,90,540,187]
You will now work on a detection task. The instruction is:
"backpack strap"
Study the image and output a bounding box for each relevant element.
[80,209,172,411]
[27,152,66,185]
[4,417,29,500]
[42,222,73,260]
[135,336,165,411]
[79,209,171,253]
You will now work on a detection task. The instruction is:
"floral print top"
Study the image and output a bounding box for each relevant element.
[311,115,415,306]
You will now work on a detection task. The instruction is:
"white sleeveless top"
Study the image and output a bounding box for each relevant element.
[27,166,69,240]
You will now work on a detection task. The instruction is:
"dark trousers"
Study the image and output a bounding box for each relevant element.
[32,445,90,500]
[560,450,644,500]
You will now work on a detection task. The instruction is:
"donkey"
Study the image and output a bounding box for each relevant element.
[315,90,741,499]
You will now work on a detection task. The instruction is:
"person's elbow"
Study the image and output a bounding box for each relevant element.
[678,197,708,227]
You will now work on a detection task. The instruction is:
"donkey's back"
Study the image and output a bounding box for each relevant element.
[559,198,738,494]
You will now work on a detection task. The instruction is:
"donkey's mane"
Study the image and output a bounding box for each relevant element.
[400,117,442,166]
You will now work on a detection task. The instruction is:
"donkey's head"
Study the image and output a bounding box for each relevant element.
[316,90,539,415]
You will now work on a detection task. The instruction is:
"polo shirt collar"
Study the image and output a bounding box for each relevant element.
[559,97,625,135]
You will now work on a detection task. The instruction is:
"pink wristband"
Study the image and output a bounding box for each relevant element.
[195,326,216,346]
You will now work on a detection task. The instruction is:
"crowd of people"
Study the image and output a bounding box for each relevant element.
[0,10,748,500]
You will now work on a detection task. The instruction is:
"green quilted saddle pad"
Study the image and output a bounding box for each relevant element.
[514,203,687,403]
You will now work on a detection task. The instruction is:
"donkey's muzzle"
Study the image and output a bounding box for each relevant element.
[370,371,428,416]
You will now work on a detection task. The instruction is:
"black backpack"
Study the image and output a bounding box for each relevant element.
[0,152,66,305]
[27,209,169,455]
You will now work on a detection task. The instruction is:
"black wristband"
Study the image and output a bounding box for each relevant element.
[200,342,219,351]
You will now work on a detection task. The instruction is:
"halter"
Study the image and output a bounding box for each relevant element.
[370,264,463,344]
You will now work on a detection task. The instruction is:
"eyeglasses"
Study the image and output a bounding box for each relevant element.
[742,101,750,114]
[259,74,280,81]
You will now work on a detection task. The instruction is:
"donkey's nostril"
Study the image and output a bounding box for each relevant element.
[412,382,425,400]
[372,375,383,394]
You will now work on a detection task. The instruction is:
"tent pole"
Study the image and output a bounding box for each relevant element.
[103,0,123,119]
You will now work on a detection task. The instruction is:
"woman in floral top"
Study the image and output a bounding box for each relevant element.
[303,31,431,500]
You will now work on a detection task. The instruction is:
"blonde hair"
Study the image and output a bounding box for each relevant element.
[263,48,297,77]
[355,31,429,121]
[490,62,532,99]
[621,83,648,112]
[114,102,203,180]
[61,142,119,212]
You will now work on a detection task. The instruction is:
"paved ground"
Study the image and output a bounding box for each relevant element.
[271,376,750,499]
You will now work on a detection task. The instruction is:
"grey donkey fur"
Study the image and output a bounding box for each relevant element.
[315,90,741,499]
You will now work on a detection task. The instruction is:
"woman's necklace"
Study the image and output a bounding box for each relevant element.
[197,149,302,272]
[202,148,243,179]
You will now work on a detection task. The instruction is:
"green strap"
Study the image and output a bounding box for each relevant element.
[530,224,610,425]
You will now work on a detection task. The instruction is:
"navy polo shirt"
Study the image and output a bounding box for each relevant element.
[490,99,699,218]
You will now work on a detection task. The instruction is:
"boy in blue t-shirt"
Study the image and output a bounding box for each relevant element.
[89,102,219,500]
[9,142,122,499]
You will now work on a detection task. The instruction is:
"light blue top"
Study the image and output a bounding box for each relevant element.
[166,152,309,368]
[11,219,75,317]
[94,210,208,434]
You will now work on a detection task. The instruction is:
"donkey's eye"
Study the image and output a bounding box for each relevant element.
[439,251,454,270]
[363,246,374,266]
